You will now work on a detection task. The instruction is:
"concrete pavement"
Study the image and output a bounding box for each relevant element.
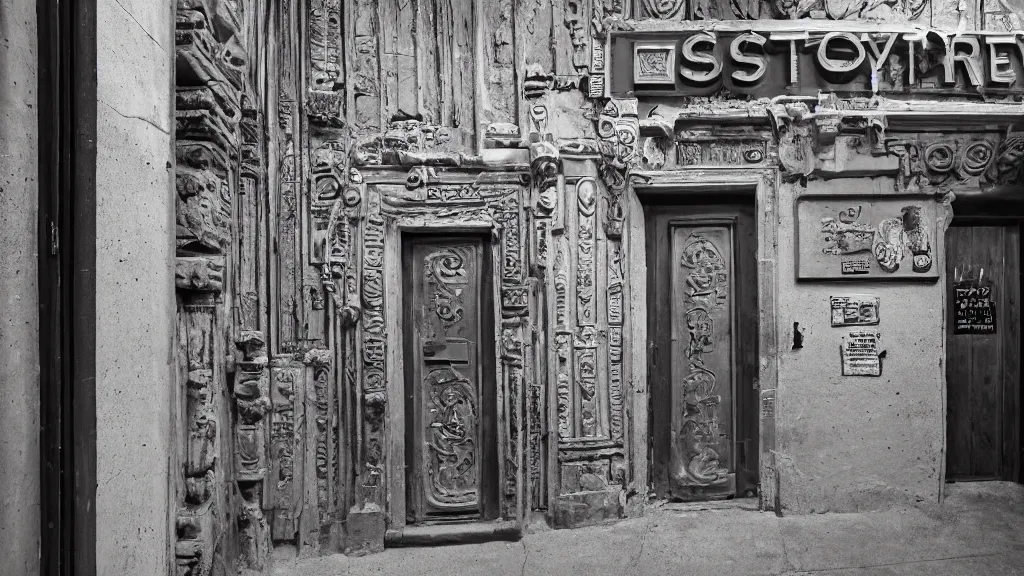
[274,482,1024,576]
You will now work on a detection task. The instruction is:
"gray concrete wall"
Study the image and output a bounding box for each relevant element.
[0,0,40,573]
[95,0,175,573]
[774,178,946,513]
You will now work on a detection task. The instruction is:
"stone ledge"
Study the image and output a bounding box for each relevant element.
[384,520,521,547]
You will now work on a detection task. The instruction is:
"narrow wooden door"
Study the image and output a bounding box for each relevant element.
[646,203,758,501]
[403,236,499,523]
[945,223,1021,482]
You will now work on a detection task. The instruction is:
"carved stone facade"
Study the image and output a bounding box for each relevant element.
[170,0,1023,571]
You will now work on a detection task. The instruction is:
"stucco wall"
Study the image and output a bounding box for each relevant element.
[774,178,946,513]
[95,0,175,573]
[0,0,40,573]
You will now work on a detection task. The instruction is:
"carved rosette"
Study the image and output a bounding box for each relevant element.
[879,136,1019,189]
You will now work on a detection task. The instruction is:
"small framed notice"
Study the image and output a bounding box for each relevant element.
[830,295,880,327]
[953,280,996,335]
[841,331,883,377]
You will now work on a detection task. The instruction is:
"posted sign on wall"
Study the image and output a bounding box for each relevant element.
[953,280,997,335]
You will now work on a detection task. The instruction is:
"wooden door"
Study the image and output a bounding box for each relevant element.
[403,236,499,523]
[945,223,1022,482]
[646,203,759,501]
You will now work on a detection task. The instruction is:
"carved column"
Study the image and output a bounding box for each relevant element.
[174,0,265,574]
[234,332,271,573]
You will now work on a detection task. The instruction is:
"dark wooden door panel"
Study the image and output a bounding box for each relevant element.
[945,224,1021,482]
[646,203,758,501]
[404,236,499,523]
[670,222,736,497]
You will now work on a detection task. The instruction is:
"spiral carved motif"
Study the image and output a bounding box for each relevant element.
[924,142,956,174]
[641,0,687,18]
[961,140,994,176]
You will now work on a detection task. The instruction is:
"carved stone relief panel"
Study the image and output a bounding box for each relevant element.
[175,304,224,576]
[677,138,769,168]
[634,0,933,20]
[797,195,939,280]
[670,225,736,496]
[175,0,263,572]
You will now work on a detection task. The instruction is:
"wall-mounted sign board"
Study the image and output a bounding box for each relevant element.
[796,196,939,281]
[953,280,997,335]
[611,30,1024,99]
[841,330,883,377]
[830,295,880,327]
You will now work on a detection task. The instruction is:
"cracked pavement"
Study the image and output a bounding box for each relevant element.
[274,482,1024,576]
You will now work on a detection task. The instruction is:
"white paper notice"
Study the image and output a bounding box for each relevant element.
[841,331,882,377]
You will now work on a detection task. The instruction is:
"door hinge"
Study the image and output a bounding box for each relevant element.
[50,221,59,255]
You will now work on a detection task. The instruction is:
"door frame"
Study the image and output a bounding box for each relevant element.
[624,168,780,510]
[944,214,1024,484]
[354,178,530,542]
[645,209,758,500]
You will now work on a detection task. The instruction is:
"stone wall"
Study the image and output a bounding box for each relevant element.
[0,0,40,572]
[95,0,175,574]
[775,177,947,513]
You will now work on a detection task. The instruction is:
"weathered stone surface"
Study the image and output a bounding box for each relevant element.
[552,490,624,529]
[343,510,386,557]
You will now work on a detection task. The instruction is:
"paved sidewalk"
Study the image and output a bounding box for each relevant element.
[275,482,1024,576]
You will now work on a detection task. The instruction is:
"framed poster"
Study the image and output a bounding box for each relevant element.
[830,295,880,327]
[953,280,997,335]
[796,195,939,281]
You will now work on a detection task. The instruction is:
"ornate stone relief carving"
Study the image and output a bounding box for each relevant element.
[878,135,1024,190]
[176,256,225,293]
[352,120,477,167]
[175,0,257,571]
[531,140,561,217]
[235,331,271,572]
[635,0,929,20]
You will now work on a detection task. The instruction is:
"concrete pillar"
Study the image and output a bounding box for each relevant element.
[95,0,175,573]
[0,0,40,573]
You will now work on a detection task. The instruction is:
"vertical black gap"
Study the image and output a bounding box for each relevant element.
[38,0,63,570]
[479,237,499,521]
[40,0,97,573]
[402,236,417,524]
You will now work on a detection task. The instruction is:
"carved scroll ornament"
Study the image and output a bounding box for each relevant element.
[531,140,561,216]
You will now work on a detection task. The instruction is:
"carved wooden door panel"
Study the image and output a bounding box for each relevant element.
[945,223,1021,482]
[647,204,758,501]
[403,236,499,523]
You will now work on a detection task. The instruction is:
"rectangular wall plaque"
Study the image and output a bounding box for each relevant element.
[797,196,939,281]
[830,295,880,327]
[953,280,997,335]
[841,331,882,377]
